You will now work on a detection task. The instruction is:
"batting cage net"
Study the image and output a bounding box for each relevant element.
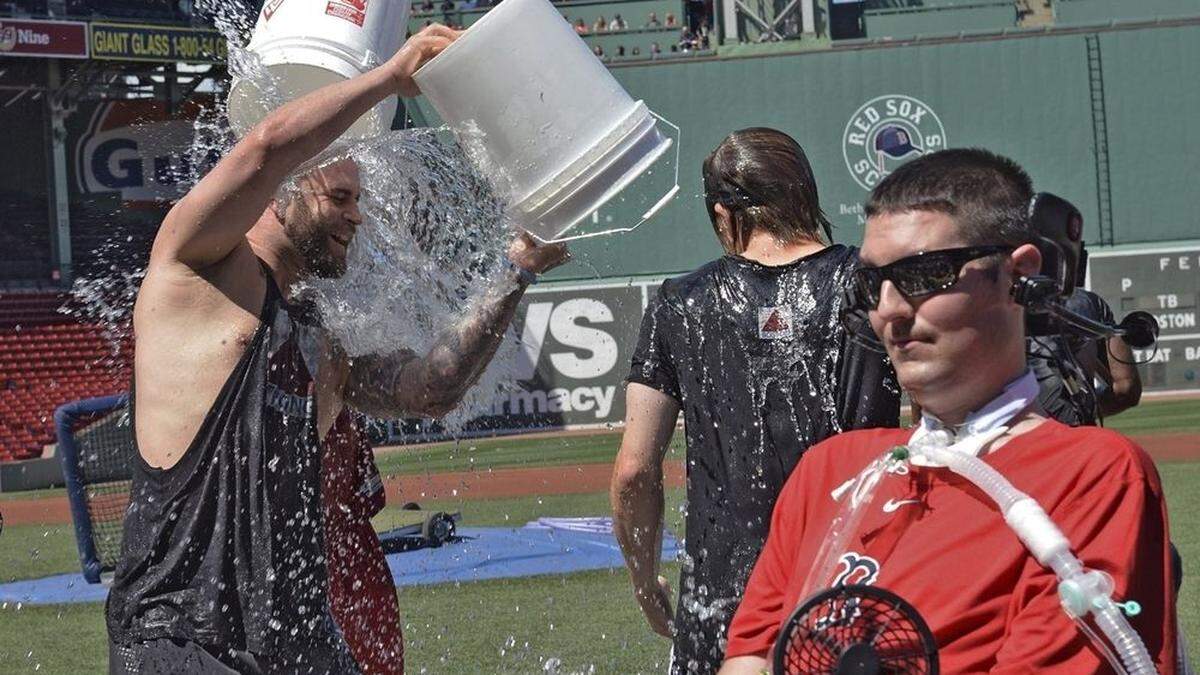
[55,394,134,584]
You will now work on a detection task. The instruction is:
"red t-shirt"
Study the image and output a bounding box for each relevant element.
[323,411,405,674]
[726,421,1177,673]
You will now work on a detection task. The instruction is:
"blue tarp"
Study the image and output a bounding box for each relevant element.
[0,526,682,606]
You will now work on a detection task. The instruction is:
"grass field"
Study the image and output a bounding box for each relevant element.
[0,399,1196,673]
[372,432,683,477]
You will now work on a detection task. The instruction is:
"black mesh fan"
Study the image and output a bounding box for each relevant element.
[773,585,938,675]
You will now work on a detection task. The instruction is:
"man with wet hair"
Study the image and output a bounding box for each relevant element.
[105,25,568,674]
[721,148,1176,673]
[611,127,899,674]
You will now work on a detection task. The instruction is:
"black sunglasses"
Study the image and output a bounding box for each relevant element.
[850,245,1013,309]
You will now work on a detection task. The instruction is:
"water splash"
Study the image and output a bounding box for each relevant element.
[68,1,529,431]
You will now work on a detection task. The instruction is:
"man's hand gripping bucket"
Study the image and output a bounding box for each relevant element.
[412,0,681,243]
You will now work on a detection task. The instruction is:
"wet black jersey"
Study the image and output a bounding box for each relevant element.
[628,244,900,673]
[107,270,357,673]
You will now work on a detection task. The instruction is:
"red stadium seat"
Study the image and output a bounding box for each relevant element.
[0,295,131,461]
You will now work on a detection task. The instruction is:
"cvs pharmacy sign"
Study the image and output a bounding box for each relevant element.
[484,284,647,426]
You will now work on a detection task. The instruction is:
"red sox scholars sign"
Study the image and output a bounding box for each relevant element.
[843,95,947,191]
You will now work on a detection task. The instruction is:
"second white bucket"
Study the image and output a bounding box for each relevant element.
[228,0,412,140]
[412,0,674,242]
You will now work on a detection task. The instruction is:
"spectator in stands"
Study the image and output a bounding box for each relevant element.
[632,45,642,56]
[617,45,626,58]
[593,15,608,32]
[574,18,589,33]
[104,24,569,675]
[651,41,662,57]
[609,14,628,30]
[665,12,678,27]
[593,44,606,60]
[440,0,455,25]
[419,0,434,12]
[645,11,661,28]
[679,27,696,51]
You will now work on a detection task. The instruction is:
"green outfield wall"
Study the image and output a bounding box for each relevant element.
[411,20,1200,282]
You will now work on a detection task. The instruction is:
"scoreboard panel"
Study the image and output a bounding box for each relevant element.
[1087,244,1200,393]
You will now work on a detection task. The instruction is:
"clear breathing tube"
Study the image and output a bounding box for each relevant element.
[798,451,900,601]
[908,431,1158,675]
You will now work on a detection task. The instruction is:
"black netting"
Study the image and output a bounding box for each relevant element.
[71,404,134,570]
[775,585,938,675]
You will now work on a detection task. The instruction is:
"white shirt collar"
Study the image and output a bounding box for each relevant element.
[909,369,1039,459]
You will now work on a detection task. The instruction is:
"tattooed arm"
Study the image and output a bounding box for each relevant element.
[344,233,569,418]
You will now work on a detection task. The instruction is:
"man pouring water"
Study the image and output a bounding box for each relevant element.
[105,24,568,674]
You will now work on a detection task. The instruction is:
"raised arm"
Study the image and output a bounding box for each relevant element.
[344,233,569,419]
[611,382,681,638]
[152,25,459,270]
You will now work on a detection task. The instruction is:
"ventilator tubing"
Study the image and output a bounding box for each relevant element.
[799,450,902,602]
[910,433,1157,675]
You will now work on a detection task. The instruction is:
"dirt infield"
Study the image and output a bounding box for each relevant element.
[1,433,1195,527]
[0,462,688,526]
[1133,433,1200,462]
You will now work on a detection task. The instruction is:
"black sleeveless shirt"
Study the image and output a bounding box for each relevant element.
[106,271,356,672]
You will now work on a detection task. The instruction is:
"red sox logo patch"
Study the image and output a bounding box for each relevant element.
[833,552,881,587]
[758,306,793,340]
[814,552,882,629]
[326,0,368,26]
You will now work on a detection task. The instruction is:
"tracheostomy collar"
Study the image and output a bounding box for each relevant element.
[908,369,1039,464]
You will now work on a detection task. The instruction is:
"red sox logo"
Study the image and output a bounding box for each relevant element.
[833,552,880,587]
[814,552,882,629]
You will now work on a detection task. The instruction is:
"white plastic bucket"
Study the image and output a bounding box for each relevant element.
[228,0,411,140]
[412,0,674,242]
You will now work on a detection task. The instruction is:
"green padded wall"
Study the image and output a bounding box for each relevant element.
[865,3,1017,39]
[409,22,1200,281]
[1054,0,1200,27]
[1099,23,1200,244]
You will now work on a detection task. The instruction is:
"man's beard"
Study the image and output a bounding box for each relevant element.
[288,199,346,279]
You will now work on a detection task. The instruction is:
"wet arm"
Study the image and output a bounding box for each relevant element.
[611,383,680,632]
[344,271,529,419]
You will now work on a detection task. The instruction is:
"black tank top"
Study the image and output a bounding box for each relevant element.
[106,270,355,671]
